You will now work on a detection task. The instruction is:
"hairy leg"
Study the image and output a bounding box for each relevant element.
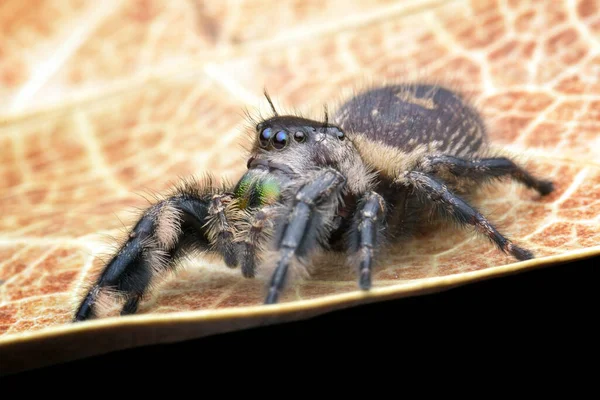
[206,193,239,267]
[74,184,237,322]
[347,191,387,290]
[402,171,533,261]
[265,168,346,304]
[236,206,278,278]
[425,155,554,195]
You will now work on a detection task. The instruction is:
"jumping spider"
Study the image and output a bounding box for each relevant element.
[74,83,554,321]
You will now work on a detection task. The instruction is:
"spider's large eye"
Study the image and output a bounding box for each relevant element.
[273,130,289,149]
[259,128,273,148]
[293,131,306,143]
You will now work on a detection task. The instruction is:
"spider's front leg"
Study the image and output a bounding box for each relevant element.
[74,183,239,322]
[265,168,346,304]
[347,192,387,290]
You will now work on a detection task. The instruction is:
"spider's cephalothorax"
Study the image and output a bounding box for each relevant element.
[73,84,554,321]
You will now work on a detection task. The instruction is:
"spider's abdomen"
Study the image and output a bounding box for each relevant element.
[334,84,487,157]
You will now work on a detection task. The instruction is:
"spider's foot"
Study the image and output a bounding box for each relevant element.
[537,180,555,196]
[73,307,92,322]
[73,289,96,322]
[221,240,239,268]
[359,267,372,290]
[507,243,534,261]
[121,297,141,316]
[241,254,256,278]
[265,289,279,305]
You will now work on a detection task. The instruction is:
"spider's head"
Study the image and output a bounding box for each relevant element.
[247,115,352,175]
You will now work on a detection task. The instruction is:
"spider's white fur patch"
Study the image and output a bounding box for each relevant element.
[154,202,183,250]
[352,135,434,180]
[94,286,125,318]
[144,246,170,275]
[336,148,378,194]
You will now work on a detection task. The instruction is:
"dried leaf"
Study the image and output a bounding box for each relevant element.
[1,0,599,374]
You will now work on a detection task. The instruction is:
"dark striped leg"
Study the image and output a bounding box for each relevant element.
[238,207,277,278]
[405,171,533,261]
[74,190,231,322]
[427,155,554,195]
[265,169,346,304]
[348,192,386,290]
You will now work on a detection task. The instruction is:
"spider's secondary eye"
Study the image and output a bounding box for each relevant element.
[336,130,345,141]
[273,130,289,149]
[259,128,273,148]
[293,131,306,143]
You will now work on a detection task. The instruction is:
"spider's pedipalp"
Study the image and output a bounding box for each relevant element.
[237,206,277,278]
[402,171,534,261]
[206,193,239,267]
[265,168,346,304]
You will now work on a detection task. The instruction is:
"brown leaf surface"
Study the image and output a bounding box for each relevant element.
[1,0,599,373]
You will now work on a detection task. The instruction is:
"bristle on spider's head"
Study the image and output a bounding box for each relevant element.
[322,104,329,132]
[263,89,279,117]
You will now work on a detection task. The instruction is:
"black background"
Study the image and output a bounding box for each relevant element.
[2,255,598,383]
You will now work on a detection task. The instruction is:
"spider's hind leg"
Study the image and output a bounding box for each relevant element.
[425,155,554,195]
[401,171,534,261]
[74,181,239,322]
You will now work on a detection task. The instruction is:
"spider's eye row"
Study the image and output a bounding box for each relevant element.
[259,127,273,148]
[258,127,300,149]
[293,131,306,143]
[273,130,289,149]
